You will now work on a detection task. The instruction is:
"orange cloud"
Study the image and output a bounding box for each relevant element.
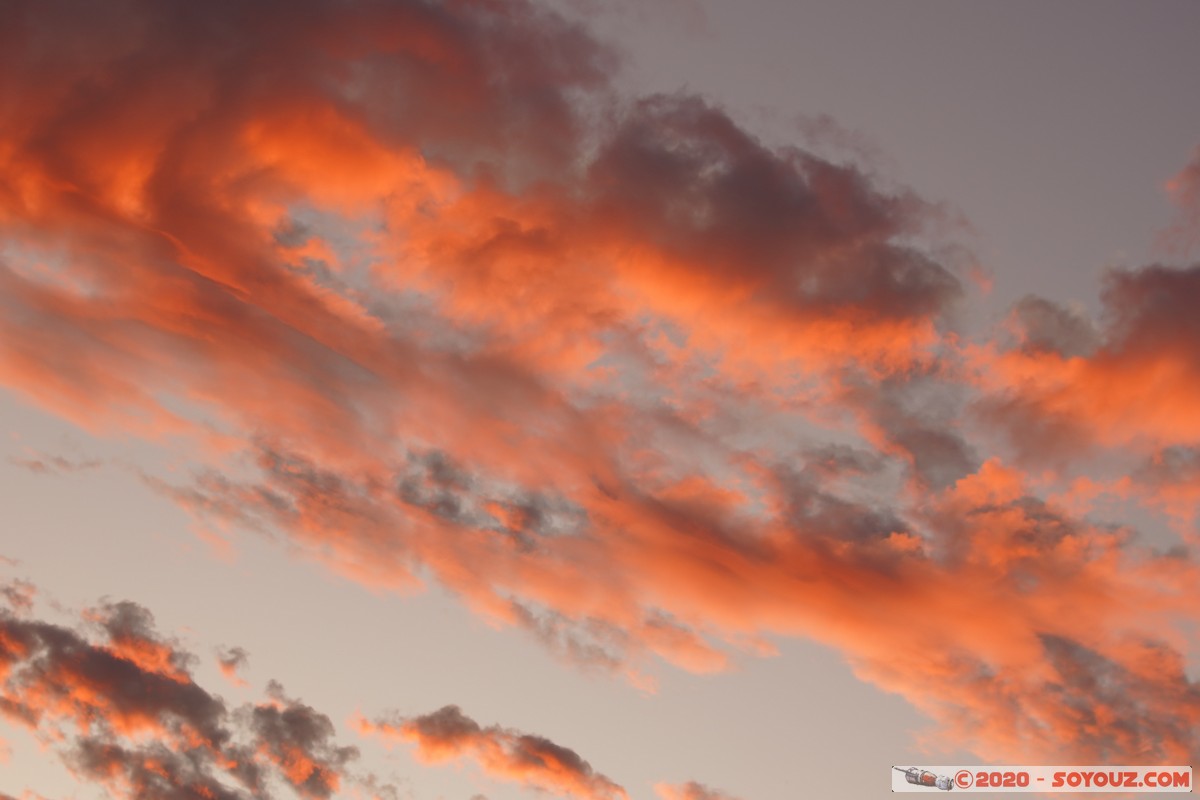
[0,590,366,800]
[655,782,741,800]
[160,433,1200,765]
[358,705,628,800]
[86,601,195,685]
[5,0,1200,775]
[970,265,1200,462]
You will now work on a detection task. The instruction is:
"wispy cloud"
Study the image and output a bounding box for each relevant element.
[358,705,628,800]
[1161,146,1200,256]
[655,782,742,800]
[217,646,251,688]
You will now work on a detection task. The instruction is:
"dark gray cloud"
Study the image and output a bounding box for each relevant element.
[402,704,482,744]
[243,682,360,800]
[0,597,368,800]
[1009,295,1098,358]
[91,599,198,677]
[586,93,962,322]
[68,737,254,800]
[1134,446,1200,494]
[1101,263,1200,355]
[0,611,228,748]
[840,370,979,491]
[509,601,627,672]
[775,463,910,548]
[1038,634,1200,762]
[396,450,479,526]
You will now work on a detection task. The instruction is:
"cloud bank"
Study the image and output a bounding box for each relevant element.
[3,0,1200,770]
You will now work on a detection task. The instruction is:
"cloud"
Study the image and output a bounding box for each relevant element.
[580,93,961,339]
[655,782,741,800]
[358,705,627,800]
[0,609,228,747]
[87,600,198,684]
[67,737,255,800]
[0,0,964,462]
[3,587,609,800]
[0,579,35,614]
[243,682,360,800]
[0,591,366,800]
[7,451,102,476]
[1161,146,1200,256]
[1006,295,1098,358]
[5,0,1200,774]
[217,646,251,687]
[1131,446,1200,528]
[972,263,1200,462]
[154,433,1200,763]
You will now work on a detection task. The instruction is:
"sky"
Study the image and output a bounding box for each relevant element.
[2,1,1200,799]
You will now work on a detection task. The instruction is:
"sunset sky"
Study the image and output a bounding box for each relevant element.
[3,2,1200,799]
